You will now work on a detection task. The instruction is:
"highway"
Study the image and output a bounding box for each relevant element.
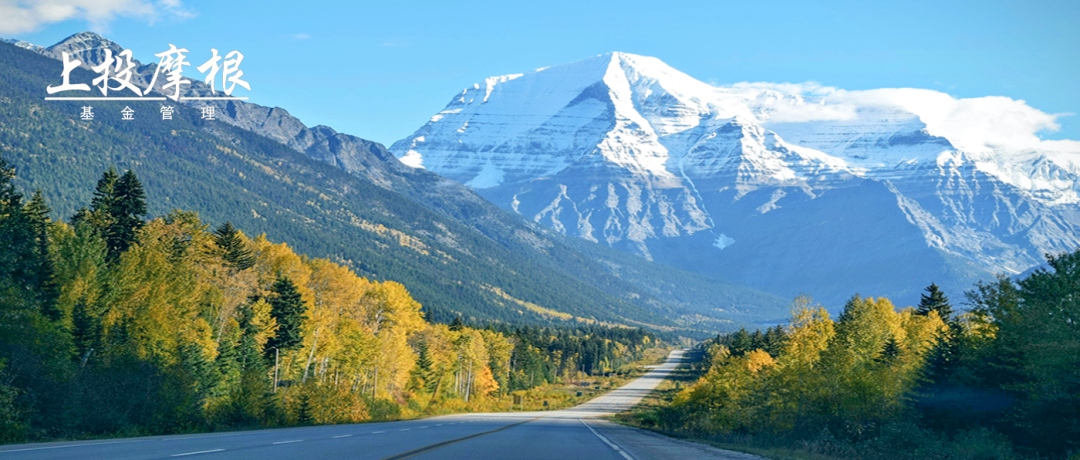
[0,349,761,459]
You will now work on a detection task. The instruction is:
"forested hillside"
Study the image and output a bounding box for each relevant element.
[0,38,792,333]
[631,261,1080,459]
[0,40,688,331]
[0,161,659,441]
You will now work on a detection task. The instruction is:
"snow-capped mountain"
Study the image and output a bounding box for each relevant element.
[391,52,1080,306]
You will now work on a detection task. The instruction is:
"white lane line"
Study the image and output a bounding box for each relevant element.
[332,435,353,438]
[0,440,147,453]
[371,430,386,434]
[581,419,636,460]
[160,433,245,441]
[171,449,225,457]
[271,440,302,445]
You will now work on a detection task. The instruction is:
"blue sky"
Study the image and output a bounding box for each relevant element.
[7,0,1079,146]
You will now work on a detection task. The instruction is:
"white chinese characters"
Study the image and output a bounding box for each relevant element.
[47,52,91,94]
[45,45,251,102]
[91,49,143,96]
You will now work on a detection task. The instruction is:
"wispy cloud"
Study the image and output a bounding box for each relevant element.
[737,81,1079,154]
[381,38,408,47]
[0,0,196,35]
[289,33,310,40]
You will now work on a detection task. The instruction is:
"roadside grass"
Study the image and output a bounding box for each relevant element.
[10,348,675,446]
[611,348,838,460]
[610,350,1028,460]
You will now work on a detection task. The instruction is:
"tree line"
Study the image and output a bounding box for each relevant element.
[651,261,1079,459]
[0,158,657,442]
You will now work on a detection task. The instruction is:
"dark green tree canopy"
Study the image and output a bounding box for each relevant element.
[88,167,147,261]
[266,275,306,354]
[213,222,256,271]
[916,283,953,321]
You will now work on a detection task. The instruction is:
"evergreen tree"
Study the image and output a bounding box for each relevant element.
[449,316,465,331]
[24,191,59,321]
[89,167,119,217]
[266,275,306,354]
[213,222,256,270]
[876,336,901,364]
[0,157,40,318]
[763,325,786,357]
[296,392,313,425]
[917,283,959,383]
[90,168,146,261]
[728,328,752,357]
[109,170,146,258]
[916,283,954,322]
[411,340,436,392]
[71,295,100,364]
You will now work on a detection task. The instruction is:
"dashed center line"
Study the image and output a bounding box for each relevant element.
[171,449,225,457]
[272,440,303,445]
[332,435,353,439]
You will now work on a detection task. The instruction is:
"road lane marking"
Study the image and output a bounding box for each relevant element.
[378,416,545,460]
[580,419,636,460]
[171,449,225,457]
[160,433,246,441]
[332,435,353,438]
[0,440,147,453]
[272,440,303,445]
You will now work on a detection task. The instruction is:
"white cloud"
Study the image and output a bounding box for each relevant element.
[0,0,194,35]
[289,33,309,40]
[731,81,1078,154]
[842,88,1069,153]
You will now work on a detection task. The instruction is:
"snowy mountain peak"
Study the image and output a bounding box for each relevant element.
[45,31,127,66]
[390,52,1080,304]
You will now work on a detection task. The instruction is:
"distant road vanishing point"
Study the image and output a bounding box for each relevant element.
[0,350,760,459]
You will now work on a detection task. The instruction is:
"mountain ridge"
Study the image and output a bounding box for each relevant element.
[3,34,793,331]
[391,51,1080,307]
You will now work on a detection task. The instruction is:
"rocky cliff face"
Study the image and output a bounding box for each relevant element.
[390,52,1080,306]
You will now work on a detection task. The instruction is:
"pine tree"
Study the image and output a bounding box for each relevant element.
[89,167,118,217]
[0,157,40,318]
[90,168,146,261]
[449,316,465,331]
[763,325,786,357]
[729,328,752,357]
[876,337,901,364]
[213,222,255,270]
[109,170,146,258]
[411,340,436,392]
[916,283,954,322]
[296,392,313,425]
[71,296,100,365]
[24,191,60,321]
[266,275,306,354]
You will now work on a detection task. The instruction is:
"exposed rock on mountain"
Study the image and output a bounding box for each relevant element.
[391,52,1080,306]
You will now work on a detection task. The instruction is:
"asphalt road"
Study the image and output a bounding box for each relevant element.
[0,349,760,459]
